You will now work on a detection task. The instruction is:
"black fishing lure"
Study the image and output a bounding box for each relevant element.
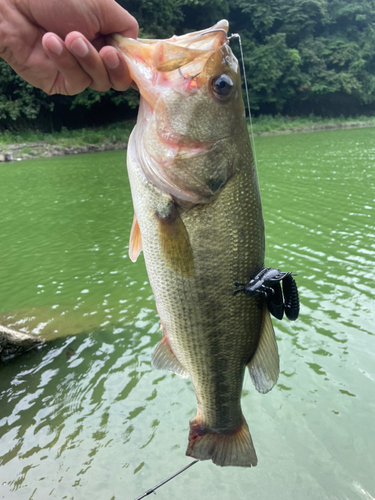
[233,267,299,321]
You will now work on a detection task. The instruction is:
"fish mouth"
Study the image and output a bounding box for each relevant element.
[111,19,229,56]
[109,20,230,108]
[113,21,238,204]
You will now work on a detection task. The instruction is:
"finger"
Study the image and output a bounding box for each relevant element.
[64,32,112,92]
[42,33,92,95]
[99,1,139,39]
[100,46,132,91]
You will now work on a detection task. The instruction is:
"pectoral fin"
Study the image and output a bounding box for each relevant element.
[152,334,189,379]
[156,203,194,278]
[129,213,142,262]
[247,305,279,394]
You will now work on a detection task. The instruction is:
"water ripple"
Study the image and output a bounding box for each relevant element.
[0,135,375,498]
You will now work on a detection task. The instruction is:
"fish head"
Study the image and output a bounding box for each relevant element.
[112,21,249,204]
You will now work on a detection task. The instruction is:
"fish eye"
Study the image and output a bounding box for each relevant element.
[211,74,234,99]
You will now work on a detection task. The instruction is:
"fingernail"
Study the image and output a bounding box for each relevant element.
[104,50,120,70]
[70,38,89,58]
[46,35,63,56]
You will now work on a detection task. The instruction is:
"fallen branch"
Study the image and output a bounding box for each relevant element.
[0,324,42,361]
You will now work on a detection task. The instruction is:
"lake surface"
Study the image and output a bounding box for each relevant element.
[0,128,374,500]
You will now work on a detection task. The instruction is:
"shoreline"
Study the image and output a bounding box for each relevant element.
[254,120,375,136]
[0,120,374,161]
[0,140,128,162]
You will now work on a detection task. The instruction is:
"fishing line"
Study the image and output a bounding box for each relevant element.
[227,33,258,172]
[132,460,199,500]
[228,33,270,264]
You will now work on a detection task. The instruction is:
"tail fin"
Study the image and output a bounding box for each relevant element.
[186,414,257,467]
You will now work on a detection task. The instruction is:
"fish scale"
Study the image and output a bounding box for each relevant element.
[112,19,280,467]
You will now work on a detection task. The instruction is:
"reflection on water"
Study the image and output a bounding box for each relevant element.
[0,131,375,499]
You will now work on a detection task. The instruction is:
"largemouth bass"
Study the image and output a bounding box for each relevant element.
[112,20,279,468]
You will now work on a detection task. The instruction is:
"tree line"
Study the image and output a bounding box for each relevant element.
[1,0,375,131]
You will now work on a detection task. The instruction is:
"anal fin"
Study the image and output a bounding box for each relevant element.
[152,334,189,379]
[247,305,280,394]
[129,213,142,262]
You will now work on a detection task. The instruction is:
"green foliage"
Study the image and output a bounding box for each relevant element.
[232,0,375,115]
[117,0,184,37]
[1,0,375,130]
[241,33,302,110]
[174,0,230,33]
[0,61,54,125]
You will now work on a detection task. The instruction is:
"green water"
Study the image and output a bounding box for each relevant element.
[0,129,374,500]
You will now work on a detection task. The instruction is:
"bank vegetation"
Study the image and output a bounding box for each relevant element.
[0,0,375,136]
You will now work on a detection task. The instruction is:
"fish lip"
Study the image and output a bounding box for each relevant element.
[111,19,229,47]
[109,19,230,69]
[110,20,233,109]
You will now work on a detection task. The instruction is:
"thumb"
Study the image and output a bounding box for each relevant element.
[98,0,138,38]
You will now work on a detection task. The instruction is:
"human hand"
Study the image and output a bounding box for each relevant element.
[0,0,138,95]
